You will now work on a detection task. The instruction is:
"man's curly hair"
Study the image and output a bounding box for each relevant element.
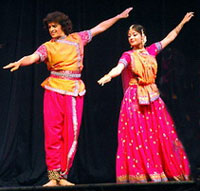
[43,11,73,35]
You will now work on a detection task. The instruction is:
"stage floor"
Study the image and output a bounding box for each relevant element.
[0,181,198,191]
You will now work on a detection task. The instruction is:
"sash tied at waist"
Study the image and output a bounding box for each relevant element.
[129,78,160,105]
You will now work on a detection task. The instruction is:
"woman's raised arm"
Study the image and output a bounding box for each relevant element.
[160,12,194,49]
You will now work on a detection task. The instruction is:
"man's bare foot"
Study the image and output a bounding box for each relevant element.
[59,179,75,186]
[43,179,58,187]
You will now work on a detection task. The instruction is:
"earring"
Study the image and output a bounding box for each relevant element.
[142,36,147,45]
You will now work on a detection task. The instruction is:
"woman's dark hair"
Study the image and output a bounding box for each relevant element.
[128,24,146,36]
[43,11,73,35]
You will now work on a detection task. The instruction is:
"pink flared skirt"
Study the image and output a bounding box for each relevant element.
[116,85,190,183]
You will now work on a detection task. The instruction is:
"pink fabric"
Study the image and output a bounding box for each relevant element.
[78,30,92,46]
[146,42,162,57]
[43,90,83,175]
[116,43,190,182]
[35,45,48,63]
[119,51,132,93]
[119,52,132,67]
[116,85,190,183]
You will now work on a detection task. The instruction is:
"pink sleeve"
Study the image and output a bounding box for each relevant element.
[146,42,162,57]
[118,52,131,67]
[34,45,47,63]
[78,30,92,46]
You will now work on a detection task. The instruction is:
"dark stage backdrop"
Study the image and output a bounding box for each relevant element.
[0,0,199,187]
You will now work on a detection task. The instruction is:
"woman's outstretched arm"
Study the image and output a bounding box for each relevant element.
[90,7,133,37]
[160,12,194,49]
[97,63,125,86]
[3,53,40,72]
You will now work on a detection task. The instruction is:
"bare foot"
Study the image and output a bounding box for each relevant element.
[43,179,58,187]
[59,179,75,186]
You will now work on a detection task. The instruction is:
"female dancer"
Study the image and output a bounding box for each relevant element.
[3,8,133,186]
[98,12,194,183]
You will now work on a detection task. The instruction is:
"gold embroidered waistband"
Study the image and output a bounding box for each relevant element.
[51,70,81,79]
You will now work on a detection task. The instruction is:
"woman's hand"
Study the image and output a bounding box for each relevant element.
[97,74,112,86]
[160,11,194,49]
[181,12,194,24]
[3,61,21,72]
[98,64,125,86]
[117,7,133,19]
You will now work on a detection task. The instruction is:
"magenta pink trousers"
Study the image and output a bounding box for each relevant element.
[43,90,83,176]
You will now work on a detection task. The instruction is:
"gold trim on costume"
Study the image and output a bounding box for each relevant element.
[117,172,189,183]
[48,170,61,181]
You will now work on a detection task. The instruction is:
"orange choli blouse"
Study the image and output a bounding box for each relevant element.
[118,42,162,105]
[35,30,92,96]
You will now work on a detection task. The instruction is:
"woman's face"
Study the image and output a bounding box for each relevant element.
[48,22,65,39]
[128,29,143,48]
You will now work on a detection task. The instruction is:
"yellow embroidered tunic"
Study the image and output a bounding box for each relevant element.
[35,30,92,96]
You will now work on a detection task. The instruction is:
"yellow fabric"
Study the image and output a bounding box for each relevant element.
[41,33,85,96]
[129,49,160,104]
[42,77,85,95]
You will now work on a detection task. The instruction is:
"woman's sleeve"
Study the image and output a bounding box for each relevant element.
[146,42,162,57]
[78,30,93,46]
[34,45,47,63]
[118,52,131,67]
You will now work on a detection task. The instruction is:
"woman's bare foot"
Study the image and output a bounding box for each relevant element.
[43,179,58,187]
[59,179,75,186]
